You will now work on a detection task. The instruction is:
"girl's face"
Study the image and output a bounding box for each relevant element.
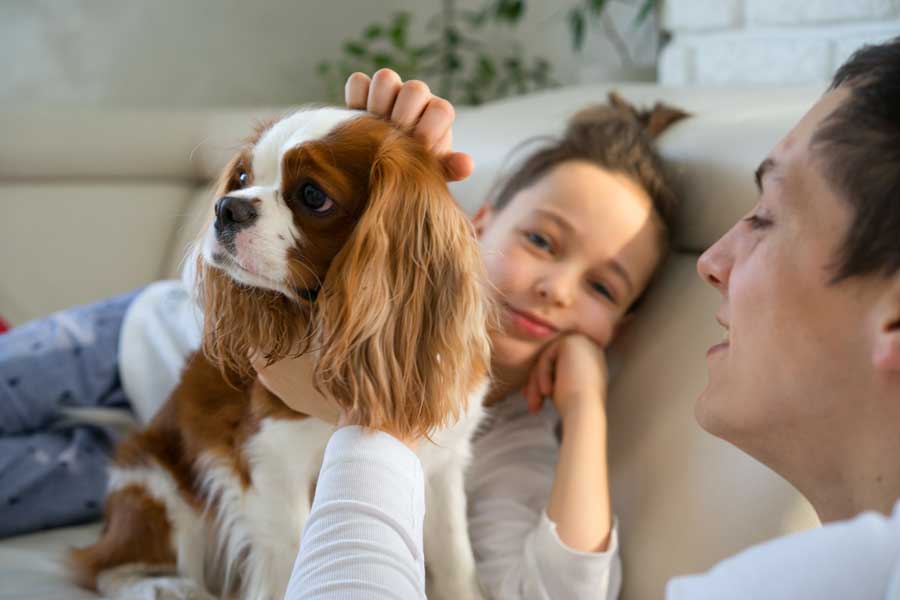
[474,160,663,371]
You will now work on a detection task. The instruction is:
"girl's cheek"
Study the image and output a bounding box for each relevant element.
[488,244,535,297]
[579,306,615,348]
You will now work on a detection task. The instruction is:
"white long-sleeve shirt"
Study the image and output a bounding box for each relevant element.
[117,280,622,599]
[285,425,428,599]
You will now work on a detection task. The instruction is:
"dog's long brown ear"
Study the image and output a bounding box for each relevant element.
[314,129,493,440]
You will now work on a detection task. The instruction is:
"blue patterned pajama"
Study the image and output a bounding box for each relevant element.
[0,288,143,538]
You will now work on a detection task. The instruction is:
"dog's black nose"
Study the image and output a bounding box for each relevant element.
[215,196,257,231]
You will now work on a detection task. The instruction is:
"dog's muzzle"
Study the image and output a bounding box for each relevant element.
[215,196,257,237]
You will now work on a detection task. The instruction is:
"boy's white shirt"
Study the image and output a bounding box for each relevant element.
[119,280,900,600]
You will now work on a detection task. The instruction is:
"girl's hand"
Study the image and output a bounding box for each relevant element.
[344,69,473,182]
[523,334,609,422]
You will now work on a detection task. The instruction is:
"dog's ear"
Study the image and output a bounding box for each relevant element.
[314,131,493,440]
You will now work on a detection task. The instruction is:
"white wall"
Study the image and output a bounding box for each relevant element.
[2,0,657,109]
[660,0,900,85]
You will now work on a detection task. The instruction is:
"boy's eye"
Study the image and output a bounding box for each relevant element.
[591,281,615,303]
[525,231,552,251]
[743,214,772,230]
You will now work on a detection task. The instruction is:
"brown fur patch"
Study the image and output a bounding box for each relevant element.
[68,486,177,590]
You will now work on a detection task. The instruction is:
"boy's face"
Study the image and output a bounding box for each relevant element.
[696,88,891,461]
[473,160,662,372]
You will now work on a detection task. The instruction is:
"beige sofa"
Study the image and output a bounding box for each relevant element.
[0,83,824,599]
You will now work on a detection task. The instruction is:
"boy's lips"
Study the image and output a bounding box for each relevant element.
[504,305,558,340]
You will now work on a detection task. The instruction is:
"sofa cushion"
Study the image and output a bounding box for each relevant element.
[0,183,194,325]
[0,523,100,599]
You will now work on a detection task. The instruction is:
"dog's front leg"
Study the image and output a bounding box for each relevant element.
[423,464,484,600]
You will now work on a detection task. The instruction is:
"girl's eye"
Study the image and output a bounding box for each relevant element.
[298,183,335,215]
[525,231,552,252]
[237,170,249,187]
[743,214,772,230]
[590,281,616,303]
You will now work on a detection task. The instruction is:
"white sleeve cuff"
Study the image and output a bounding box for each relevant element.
[528,510,622,597]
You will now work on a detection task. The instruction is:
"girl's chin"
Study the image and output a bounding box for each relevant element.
[490,331,545,368]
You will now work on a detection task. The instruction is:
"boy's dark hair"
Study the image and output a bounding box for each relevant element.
[488,92,689,310]
[814,36,900,282]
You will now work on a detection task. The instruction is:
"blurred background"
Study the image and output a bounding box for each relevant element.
[4,0,898,110]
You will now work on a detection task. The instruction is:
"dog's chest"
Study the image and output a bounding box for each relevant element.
[239,417,334,523]
[205,420,328,563]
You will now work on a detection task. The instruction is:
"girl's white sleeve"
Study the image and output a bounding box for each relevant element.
[466,399,622,600]
[285,426,427,600]
[666,499,900,600]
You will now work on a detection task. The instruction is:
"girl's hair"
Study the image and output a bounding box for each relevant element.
[490,91,690,250]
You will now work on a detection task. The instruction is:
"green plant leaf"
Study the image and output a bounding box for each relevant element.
[445,53,462,72]
[634,0,659,25]
[364,24,383,40]
[494,0,524,24]
[372,52,394,69]
[568,8,585,51]
[390,14,408,48]
[317,61,331,75]
[588,0,609,15]
[505,55,523,71]
[445,27,461,46]
[478,54,496,80]
[413,44,437,59]
[343,41,367,57]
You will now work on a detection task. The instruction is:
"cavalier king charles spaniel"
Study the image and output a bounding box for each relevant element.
[69,107,493,599]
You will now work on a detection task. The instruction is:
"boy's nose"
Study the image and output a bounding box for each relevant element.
[697,236,733,294]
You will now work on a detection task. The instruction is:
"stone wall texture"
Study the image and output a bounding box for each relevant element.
[659,0,900,84]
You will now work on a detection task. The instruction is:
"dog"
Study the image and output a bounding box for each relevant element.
[68,107,493,599]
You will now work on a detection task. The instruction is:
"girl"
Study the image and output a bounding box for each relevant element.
[266,70,688,598]
[0,70,686,599]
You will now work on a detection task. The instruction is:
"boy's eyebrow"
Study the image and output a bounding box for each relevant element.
[755,158,776,193]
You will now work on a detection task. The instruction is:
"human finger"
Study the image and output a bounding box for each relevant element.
[390,79,432,129]
[345,72,371,109]
[366,68,403,117]
[538,346,557,399]
[412,95,455,150]
[525,372,543,414]
[442,151,474,182]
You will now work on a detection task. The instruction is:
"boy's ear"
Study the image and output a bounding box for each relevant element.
[471,203,494,238]
[873,276,900,372]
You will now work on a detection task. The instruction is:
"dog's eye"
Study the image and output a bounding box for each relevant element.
[300,183,335,215]
[237,170,249,187]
